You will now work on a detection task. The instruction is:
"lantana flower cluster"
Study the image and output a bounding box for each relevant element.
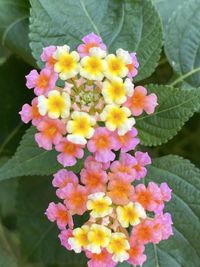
[20,32,157,167]
[19,33,173,267]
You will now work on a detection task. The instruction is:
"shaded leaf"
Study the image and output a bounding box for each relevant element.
[0,223,18,267]
[0,55,32,157]
[136,84,200,146]
[29,0,162,81]
[0,0,35,65]
[165,0,200,87]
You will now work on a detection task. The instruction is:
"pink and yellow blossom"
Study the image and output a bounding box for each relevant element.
[55,138,84,167]
[25,68,58,96]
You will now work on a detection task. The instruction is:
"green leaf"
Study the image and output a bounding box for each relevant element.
[0,127,89,181]
[16,175,87,266]
[136,84,200,146]
[0,223,18,267]
[0,55,32,157]
[0,0,35,66]
[29,0,163,81]
[143,155,200,266]
[152,0,186,33]
[165,0,200,87]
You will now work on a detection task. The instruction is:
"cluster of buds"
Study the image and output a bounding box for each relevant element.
[19,33,173,267]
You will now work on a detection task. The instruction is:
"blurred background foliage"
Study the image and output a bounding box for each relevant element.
[0,0,200,267]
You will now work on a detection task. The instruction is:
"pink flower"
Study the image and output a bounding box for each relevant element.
[35,118,66,150]
[124,86,158,116]
[153,213,173,242]
[59,229,73,250]
[86,249,116,267]
[128,241,147,266]
[126,52,139,78]
[84,155,110,170]
[55,138,84,167]
[25,68,58,96]
[61,184,88,215]
[107,173,134,205]
[52,169,78,191]
[110,153,137,182]
[131,219,160,245]
[131,182,163,213]
[113,128,140,153]
[80,165,108,193]
[160,183,172,202]
[133,151,151,180]
[87,127,116,163]
[19,98,43,126]
[40,45,57,69]
[77,32,107,57]
[45,202,73,229]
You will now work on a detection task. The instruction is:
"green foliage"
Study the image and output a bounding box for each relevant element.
[152,0,186,33]
[29,0,162,81]
[16,175,87,266]
[0,55,31,157]
[0,0,35,66]
[0,0,200,266]
[136,85,200,146]
[165,0,200,87]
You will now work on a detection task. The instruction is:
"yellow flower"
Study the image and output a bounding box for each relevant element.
[116,202,146,228]
[87,224,111,254]
[38,90,70,119]
[68,225,89,253]
[67,111,96,145]
[107,232,130,262]
[80,47,107,80]
[53,45,80,80]
[87,192,113,218]
[104,49,131,80]
[102,77,134,105]
[100,105,135,135]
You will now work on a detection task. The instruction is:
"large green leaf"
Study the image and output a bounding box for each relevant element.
[0,0,35,65]
[165,0,200,87]
[152,0,186,32]
[0,127,89,181]
[29,0,163,81]
[16,175,87,266]
[136,85,200,146]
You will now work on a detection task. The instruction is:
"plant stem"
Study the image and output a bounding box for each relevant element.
[171,67,200,87]
[153,244,160,267]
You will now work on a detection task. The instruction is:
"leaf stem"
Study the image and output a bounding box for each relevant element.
[171,67,200,86]
[153,244,160,267]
